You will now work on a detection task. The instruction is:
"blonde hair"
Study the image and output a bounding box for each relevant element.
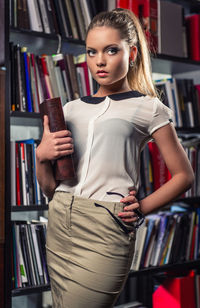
[86,8,157,97]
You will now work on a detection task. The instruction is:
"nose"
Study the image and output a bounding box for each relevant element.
[96,53,106,67]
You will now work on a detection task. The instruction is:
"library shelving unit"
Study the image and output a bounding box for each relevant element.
[1,1,200,308]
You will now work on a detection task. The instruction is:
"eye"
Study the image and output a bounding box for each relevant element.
[87,49,96,57]
[107,47,119,55]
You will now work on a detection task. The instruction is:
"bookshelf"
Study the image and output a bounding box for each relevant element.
[1,0,200,308]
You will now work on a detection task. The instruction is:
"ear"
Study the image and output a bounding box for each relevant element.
[129,46,137,62]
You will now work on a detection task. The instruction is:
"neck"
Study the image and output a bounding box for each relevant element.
[94,79,132,97]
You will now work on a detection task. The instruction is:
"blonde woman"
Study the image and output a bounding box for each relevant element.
[36,9,194,308]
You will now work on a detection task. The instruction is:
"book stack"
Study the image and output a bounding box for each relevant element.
[12,220,49,289]
[9,43,94,112]
[10,139,48,206]
[155,78,200,128]
[131,208,200,271]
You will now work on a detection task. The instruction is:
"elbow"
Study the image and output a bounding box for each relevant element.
[183,169,195,191]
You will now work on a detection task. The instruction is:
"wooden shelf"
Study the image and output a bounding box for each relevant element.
[12,284,50,297]
[11,205,48,212]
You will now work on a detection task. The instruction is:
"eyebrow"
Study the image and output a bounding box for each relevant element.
[86,44,119,51]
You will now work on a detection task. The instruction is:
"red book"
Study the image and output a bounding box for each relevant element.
[116,0,129,9]
[148,141,171,191]
[129,0,158,53]
[186,14,200,61]
[15,143,21,206]
[153,273,196,308]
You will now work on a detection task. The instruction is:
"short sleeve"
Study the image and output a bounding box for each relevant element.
[148,98,174,136]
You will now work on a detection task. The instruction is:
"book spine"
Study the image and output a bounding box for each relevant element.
[39,97,76,180]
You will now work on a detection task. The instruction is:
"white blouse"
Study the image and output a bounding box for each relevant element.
[56,91,173,202]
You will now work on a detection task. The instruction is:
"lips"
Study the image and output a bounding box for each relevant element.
[96,70,108,77]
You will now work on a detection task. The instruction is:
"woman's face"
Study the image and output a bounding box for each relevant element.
[86,26,135,91]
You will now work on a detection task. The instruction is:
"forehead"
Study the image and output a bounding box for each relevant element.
[86,26,125,47]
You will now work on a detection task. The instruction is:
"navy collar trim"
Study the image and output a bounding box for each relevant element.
[80,91,144,104]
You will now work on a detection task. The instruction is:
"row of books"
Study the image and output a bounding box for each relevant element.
[10,0,200,62]
[9,43,95,112]
[10,139,48,206]
[139,139,200,200]
[10,0,108,41]
[117,0,200,61]
[155,78,200,128]
[131,207,200,271]
[12,220,49,289]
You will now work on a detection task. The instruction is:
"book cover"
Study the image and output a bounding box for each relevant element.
[153,273,196,308]
[158,0,186,57]
[39,97,76,180]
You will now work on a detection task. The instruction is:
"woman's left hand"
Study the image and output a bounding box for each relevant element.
[118,190,141,223]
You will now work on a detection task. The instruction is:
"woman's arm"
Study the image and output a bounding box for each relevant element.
[118,123,194,222]
[36,115,74,198]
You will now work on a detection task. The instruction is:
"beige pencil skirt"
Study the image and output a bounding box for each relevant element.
[46,191,136,308]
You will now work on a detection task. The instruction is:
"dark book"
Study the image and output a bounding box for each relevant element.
[39,97,76,180]
[71,0,86,41]
[62,0,78,39]
[65,54,80,100]
[48,0,60,34]
[35,224,49,284]
[26,223,40,285]
[19,224,32,286]
[52,0,70,38]
[44,0,57,34]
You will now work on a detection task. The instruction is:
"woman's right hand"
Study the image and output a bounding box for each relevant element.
[36,115,74,163]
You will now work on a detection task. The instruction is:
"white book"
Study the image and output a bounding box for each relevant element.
[186,101,195,127]
[37,0,51,34]
[27,0,43,32]
[45,56,59,98]
[54,66,67,106]
[24,224,37,286]
[131,223,147,271]
[171,78,183,127]
[108,0,116,11]
[33,143,42,205]
[79,0,92,30]
[35,60,44,105]
[76,66,87,97]
[30,224,45,285]
[10,141,16,206]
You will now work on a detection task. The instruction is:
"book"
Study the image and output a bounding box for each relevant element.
[186,14,200,61]
[26,0,43,32]
[131,223,147,271]
[148,141,171,191]
[153,273,196,308]
[158,0,186,57]
[39,97,76,180]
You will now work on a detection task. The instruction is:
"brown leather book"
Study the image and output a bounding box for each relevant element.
[39,97,76,180]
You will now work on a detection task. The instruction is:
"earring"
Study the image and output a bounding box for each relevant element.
[129,60,134,68]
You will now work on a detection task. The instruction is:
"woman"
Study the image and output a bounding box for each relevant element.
[36,8,194,308]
